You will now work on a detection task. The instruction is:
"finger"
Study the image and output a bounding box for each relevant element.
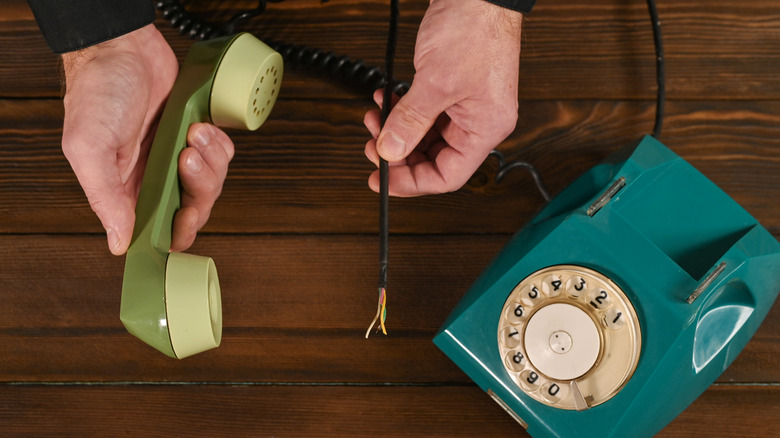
[170,206,199,252]
[376,83,453,162]
[363,109,381,138]
[365,89,403,138]
[173,123,234,251]
[188,123,234,170]
[365,138,411,168]
[368,144,488,197]
[372,88,401,108]
[62,130,136,255]
[365,138,379,167]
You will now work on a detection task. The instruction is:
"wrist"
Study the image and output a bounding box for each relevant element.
[482,0,524,36]
[62,24,160,78]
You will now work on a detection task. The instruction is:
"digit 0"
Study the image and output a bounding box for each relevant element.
[547,383,560,396]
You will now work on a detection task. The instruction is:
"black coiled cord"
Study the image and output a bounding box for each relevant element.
[156,0,287,40]
[265,39,410,95]
[157,1,668,203]
[156,0,410,94]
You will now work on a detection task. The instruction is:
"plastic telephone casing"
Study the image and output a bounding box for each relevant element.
[434,135,780,437]
[120,33,282,358]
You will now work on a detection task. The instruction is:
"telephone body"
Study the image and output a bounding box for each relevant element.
[120,33,282,359]
[434,135,780,437]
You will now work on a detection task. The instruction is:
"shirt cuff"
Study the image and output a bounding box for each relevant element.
[484,0,536,14]
[27,0,156,54]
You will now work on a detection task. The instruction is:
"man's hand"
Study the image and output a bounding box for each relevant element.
[61,24,234,255]
[364,0,523,196]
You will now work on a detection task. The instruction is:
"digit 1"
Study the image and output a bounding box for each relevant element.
[612,312,622,323]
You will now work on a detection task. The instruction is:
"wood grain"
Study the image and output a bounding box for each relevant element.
[2,0,779,99]
[1,235,777,384]
[1,1,778,436]
[2,99,779,235]
[0,385,776,437]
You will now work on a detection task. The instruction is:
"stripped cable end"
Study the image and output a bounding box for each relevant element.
[365,287,388,338]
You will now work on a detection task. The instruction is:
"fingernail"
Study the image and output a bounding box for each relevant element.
[193,127,212,148]
[106,228,121,251]
[186,153,202,173]
[378,132,405,160]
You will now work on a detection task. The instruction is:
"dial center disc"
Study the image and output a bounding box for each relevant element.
[549,330,573,354]
[525,303,600,380]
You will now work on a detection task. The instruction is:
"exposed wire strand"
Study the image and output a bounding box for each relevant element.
[155,0,670,337]
[367,0,399,338]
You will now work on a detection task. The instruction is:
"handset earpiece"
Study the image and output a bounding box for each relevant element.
[120,33,282,359]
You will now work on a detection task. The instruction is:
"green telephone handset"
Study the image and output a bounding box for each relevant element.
[120,33,282,359]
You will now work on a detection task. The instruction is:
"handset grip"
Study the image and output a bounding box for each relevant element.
[120,33,283,358]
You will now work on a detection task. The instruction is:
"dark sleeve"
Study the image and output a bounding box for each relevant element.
[484,0,536,14]
[27,0,156,54]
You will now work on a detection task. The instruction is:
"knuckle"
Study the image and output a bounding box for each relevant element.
[394,99,432,132]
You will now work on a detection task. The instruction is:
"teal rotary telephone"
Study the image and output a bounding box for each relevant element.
[120,33,282,359]
[434,135,780,437]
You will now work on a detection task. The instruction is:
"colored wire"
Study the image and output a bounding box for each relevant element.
[367,0,399,338]
[365,287,387,338]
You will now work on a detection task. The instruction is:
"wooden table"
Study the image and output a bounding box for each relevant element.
[1,1,778,436]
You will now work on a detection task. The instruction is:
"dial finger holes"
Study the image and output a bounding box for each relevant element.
[588,288,611,310]
[521,284,543,307]
[519,370,541,391]
[504,302,526,325]
[500,326,522,349]
[541,382,567,404]
[504,350,526,372]
[565,276,587,298]
[603,306,626,330]
[542,274,563,298]
[498,265,641,410]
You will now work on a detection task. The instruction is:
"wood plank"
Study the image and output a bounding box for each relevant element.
[2,99,779,235]
[0,384,776,437]
[2,0,779,99]
[1,235,777,383]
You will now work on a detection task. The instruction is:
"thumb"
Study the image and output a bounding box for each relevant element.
[376,84,450,161]
[88,182,135,256]
[63,139,136,256]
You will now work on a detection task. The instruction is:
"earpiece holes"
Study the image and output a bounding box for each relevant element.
[250,63,281,122]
